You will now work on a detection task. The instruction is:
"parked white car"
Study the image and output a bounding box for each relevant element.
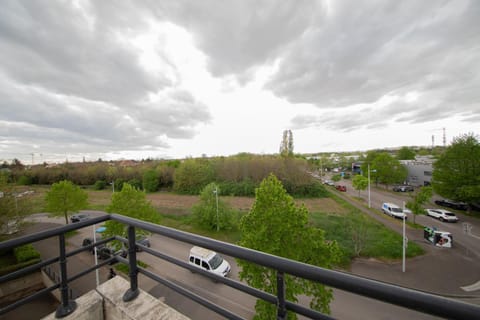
[426,209,459,222]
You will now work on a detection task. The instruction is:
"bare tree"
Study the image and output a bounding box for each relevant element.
[280,130,294,157]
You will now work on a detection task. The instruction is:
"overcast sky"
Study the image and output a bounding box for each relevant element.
[1,0,479,164]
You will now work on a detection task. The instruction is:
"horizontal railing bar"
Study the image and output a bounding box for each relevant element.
[123,238,277,304]
[0,215,110,251]
[285,301,334,320]
[117,235,351,320]
[0,255,59,283]
[0,236,113,283]
[136,265,245,320]
[0,283,60,315]
[112,214,480,320]
[1,213,479,319]
[76,236,116,254]
[67,256,117,284]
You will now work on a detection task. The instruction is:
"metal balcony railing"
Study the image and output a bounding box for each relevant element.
[1,213,479,319]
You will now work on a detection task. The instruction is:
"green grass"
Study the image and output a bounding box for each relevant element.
[15,185,425,268]
[310,210,424,268]
[160,213,242,243]
[115,260,148,275]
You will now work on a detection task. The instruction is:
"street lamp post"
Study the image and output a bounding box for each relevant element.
[368,164,377,208]
[402,201,407,273]
[213,186,219,232]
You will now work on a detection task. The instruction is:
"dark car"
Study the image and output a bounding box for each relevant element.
[82,237,127,260]
[469,202,480,212]
[393,185,414,192]
[126,235,151,252]
[70,213,90,223]
[434,199,468,210]
[335,185,347,192]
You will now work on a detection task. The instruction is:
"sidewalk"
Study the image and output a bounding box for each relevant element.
[332,189,480,303]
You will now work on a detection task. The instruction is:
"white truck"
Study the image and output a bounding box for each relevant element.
[188,246,231,277]
[381,202,407,219]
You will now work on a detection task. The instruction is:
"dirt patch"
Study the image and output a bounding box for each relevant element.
[298,198,348,215]
[145,193,347,216]
[146,193,199,215]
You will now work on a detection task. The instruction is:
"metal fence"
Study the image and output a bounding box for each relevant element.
[1,213,479,319]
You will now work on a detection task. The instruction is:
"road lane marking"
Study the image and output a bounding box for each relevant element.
[461,280,480,292]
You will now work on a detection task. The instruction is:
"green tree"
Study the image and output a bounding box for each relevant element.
[93,180,106,190]
[432,133,480,206]
[406,186,433,225]
[173,159,215,194]
[346,214,370,256]
[103,183,160,246]
[331,174,341,182]
[45,180,88,224]
[192,183,236,231]
[371,153,407,188]
[238,174,341,318]
[352,174,368,196]
[396,147,416,160]
[0,174,31,233]
[142,170,159,192]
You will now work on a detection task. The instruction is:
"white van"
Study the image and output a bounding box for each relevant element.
[381,203,407,219]
[188,246,231,277]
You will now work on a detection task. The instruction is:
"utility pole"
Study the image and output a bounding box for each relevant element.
[213,186,219,231]
[402,201,407,273]
[368,164,371,208]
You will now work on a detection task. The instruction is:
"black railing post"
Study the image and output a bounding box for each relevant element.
[123,225,139,302]
[55,233,76,318]
[277,271,287,320]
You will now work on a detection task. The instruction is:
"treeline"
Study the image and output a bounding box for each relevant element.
[6,155,327,198]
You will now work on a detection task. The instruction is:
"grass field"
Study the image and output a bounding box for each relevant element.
[10,185,424,267]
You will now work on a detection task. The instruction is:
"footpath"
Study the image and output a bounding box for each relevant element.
[332,188,480,305]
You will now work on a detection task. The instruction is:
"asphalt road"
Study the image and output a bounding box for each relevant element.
[332,177,480,258]
[25,210,477,320]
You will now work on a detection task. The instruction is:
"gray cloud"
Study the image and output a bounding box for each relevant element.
[151,0,479,130]
[267,0,480,128]
[0,1,168,106]
[156,0,320,77]
[0,1,212,160]
[1,1,478,161]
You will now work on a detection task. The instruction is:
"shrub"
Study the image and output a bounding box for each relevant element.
[93,180,106,190]
[143,170,159,192]
[128,178,142,190]
[17,175,33,185]
[218,179,257,196]
[173,159,215,194]
[282,180,328,198]
[14,244,40,263]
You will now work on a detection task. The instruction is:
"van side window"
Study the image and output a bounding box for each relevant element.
[189,256,194,263]
[194,258,200,266]
[202,261,210,270]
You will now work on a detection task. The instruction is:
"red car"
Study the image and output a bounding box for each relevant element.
[336,185,347,192]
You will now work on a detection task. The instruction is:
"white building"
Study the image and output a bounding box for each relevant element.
[400,156,435,187]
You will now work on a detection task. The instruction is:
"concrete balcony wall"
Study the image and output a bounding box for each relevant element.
[41,289,103,320]
[41,276,189,320]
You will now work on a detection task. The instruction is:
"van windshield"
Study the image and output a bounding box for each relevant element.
[208,254,223,270]
[391,207,403,213]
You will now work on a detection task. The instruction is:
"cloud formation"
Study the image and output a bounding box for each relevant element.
[0,1,478,162]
